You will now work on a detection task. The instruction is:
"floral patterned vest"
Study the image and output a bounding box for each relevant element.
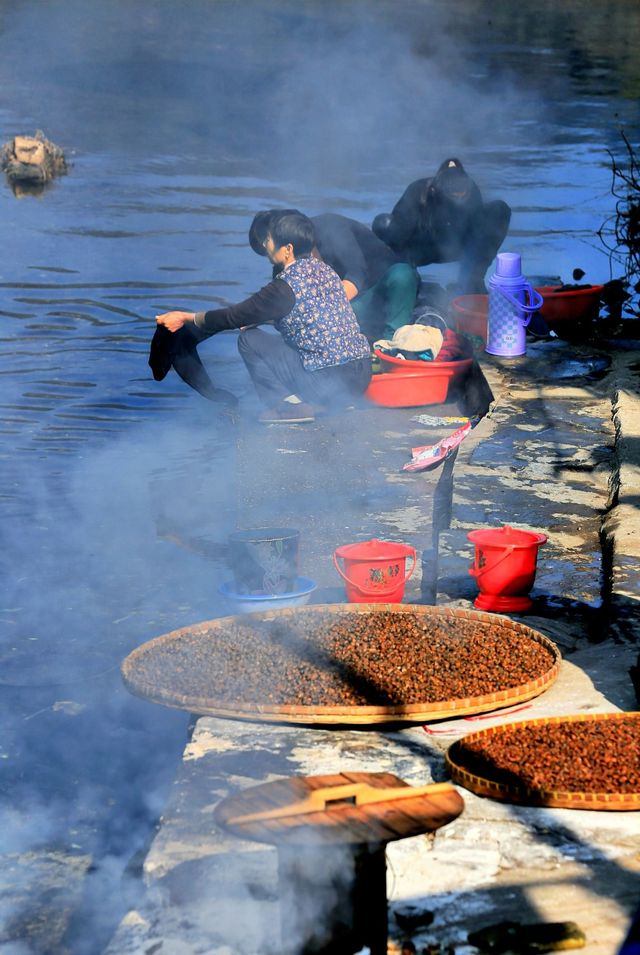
[276,256,371,372]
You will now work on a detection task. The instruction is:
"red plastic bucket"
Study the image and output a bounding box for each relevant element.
[333,539,417,603]
[467,525,547,613]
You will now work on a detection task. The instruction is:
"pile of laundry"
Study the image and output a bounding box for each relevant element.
[375,323,445,362]
[374,309,472,365]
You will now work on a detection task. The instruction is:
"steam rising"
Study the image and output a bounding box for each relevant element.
[0,0,638,951]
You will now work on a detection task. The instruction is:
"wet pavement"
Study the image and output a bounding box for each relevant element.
[229,371,487,607]
[101,335,640,954]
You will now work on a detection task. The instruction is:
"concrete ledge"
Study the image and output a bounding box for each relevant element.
[105,337,640,955]
[104,645,639,955]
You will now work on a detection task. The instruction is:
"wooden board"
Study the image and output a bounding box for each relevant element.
[445,712,640,811]
[214,772,464,846]
[121,604,561,726]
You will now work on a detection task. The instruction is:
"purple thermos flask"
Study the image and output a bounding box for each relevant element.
[486,253,544,357]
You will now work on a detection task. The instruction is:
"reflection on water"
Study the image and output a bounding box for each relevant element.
[0,0,638,950]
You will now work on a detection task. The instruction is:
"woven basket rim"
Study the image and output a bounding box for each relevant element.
[446,711,640,810]
[122,604,561,725]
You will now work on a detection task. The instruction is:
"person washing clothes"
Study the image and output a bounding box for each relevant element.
[154,212,371,424]
[249,210,419,342]
[148,209,416,401]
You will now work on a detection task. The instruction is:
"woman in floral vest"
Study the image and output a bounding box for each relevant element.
[155,212,371,423]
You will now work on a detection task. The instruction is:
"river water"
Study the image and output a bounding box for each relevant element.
[0,1,638,952]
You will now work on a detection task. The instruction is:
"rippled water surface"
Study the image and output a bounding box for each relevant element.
[0,0,638,950]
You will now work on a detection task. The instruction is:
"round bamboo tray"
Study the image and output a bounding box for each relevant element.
[122,604,561,726]
[446,711,640,811]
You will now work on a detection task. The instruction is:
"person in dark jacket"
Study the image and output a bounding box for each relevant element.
[249,210,419,342]
[154,212,371,423]
[372,157,511,294]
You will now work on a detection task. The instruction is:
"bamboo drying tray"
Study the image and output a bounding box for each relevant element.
[446,712,640,811]
[121,604,561,726]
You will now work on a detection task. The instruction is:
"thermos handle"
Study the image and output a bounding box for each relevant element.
[496,284,544,326]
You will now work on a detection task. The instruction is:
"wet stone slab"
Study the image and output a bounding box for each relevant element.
[487,394,612,430]
[0,850,92,953]
[232,397,467,597]
[469,424,613,473]
[104,339,640,955]
[451,472,601,519]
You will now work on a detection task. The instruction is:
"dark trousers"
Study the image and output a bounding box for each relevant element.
[237,327,371,408]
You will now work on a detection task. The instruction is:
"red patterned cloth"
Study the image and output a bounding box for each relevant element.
[435,328,474,362]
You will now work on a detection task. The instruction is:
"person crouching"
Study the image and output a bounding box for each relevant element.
[155,212,372,423]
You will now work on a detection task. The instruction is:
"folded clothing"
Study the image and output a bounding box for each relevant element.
[379,347,439,361]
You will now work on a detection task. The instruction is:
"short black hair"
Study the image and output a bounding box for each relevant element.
[248,208,304,256]
[268,212,315,257]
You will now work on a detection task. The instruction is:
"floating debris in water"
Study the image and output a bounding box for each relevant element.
[1,129,67,194]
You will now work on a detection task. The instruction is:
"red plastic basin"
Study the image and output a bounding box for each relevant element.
[450,285,604,344]
[449,295,489,344]
[365,356,473,408]
[536,285,604,325]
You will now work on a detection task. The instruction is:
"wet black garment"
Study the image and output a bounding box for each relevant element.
[148,324,175,381]
[148,323,238,406]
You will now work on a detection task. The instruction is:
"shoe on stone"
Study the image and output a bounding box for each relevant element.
[258,401,315,423]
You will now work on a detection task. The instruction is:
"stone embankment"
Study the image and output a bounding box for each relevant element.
[104,337,640,955]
